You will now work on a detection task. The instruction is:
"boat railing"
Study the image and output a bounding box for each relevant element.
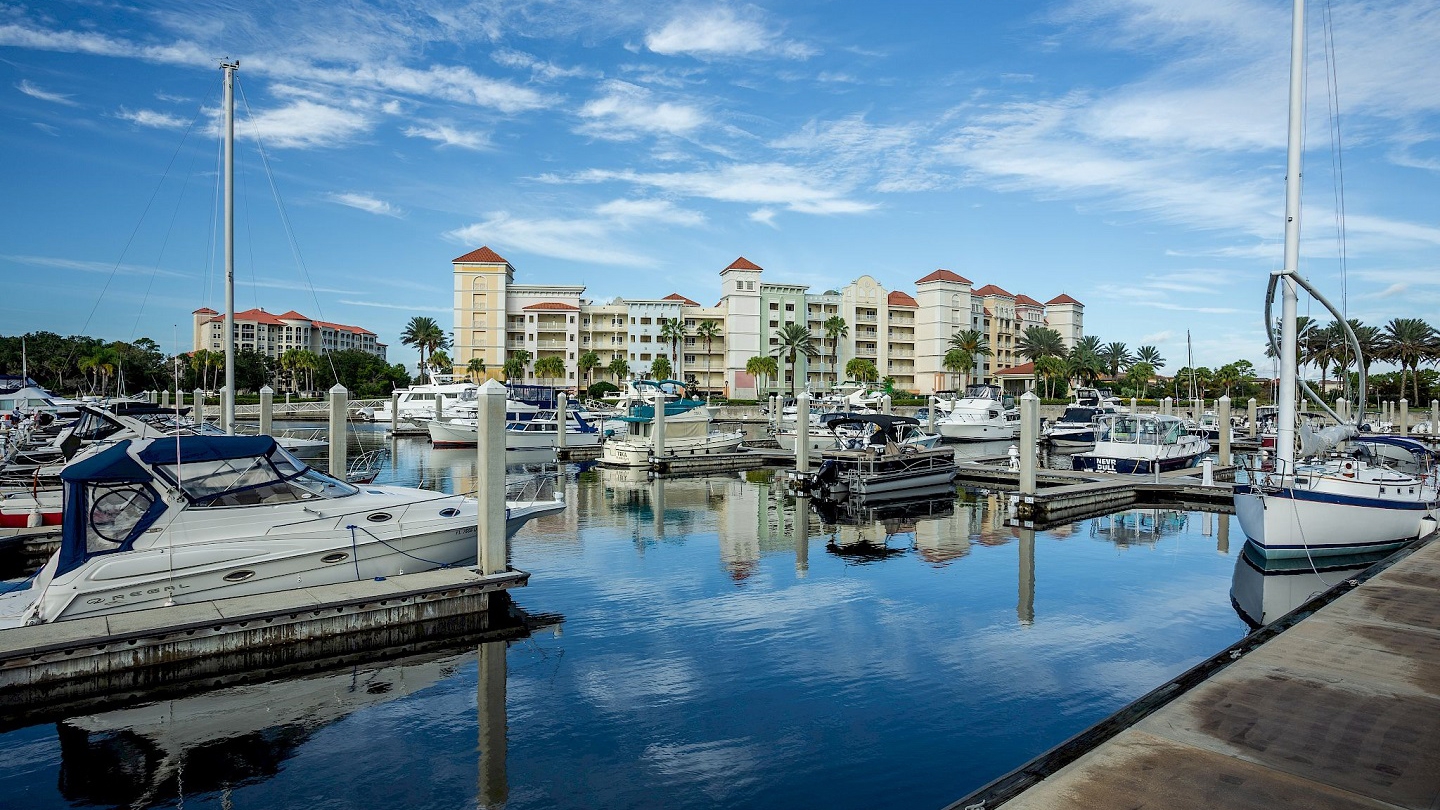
[505,473,561,507]
[346,447,389,484]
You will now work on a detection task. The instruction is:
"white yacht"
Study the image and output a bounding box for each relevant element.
[600,383,743,467]
[935,384,1019,442]
[0,434,564,626]
[1043,404,1120,449]
[428,408,602,450]
[1072,414,1210,475]
[370,371,479,423]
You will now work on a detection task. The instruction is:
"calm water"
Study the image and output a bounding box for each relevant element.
[1,428,1251,810]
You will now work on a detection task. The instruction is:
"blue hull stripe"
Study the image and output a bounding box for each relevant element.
[1235,484,1435,512]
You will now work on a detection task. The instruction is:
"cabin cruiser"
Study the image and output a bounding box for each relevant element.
[0,383,83,421]
[776,411,940,453]
[803,415,957,500]
[1072,413,1210,474]
[1043,404,1120,449]
[935,384,1019,442]
[368,372,480,423]
[428,407,602,450]
[0,434,564,626]
[600,381,743,467]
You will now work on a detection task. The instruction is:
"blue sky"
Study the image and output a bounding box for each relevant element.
[2,0,1438,373]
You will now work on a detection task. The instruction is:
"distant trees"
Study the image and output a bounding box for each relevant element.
[659,318,689,380]
[533,355,566,387]
[466,357,487,383]
[577,351,602,389]
[845,357,878,383]
[746,355,778,394]
[504,349,531,383]
[650,355,672,381]
[608,356,630,384]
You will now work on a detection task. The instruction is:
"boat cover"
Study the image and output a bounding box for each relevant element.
[136,434,277,465]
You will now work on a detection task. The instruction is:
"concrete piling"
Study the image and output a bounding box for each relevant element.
[390,390,400,435]
[556,392,568,450]
[477,379,508,575]
[1247,398,1257,438]
[328,384,348,478]
[435,388,444,422]
[927,396,937,433]
[1432,400,1439,435]
[654,391,667,457]
[1019,391,1038,496]
[1217,395,1231,464]
[1400,398,1409,436]
[259,385,273,436]
[1162,396,1172,416]
[161,389,170,409]
[1338,397,1350,424]
[219,386,231,435]
[796,392,811,473]
[1130,397,1138,415]
[769,394,778,429]
[175,388,184,411]
[882,394,892,415]
[194,388,205,425]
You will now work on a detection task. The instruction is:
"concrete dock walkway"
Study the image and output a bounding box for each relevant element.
[946,535,1440,810]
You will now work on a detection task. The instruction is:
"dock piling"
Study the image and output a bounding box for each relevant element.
[1339,397,1351,423]
[259,384,273,436]
[1432,399,1438,434]
[1201,458,1214,486]
[161,389,170,409]
[1400,398,1409,436]
[1247,398,1257,438]
[1162,396,1172,416]
[328,384,348,477]
[882,394,892,415]
[556,392,568,450]
[1217,395,1231,464]
[796,392,811,473]
[194,388,205,425]
[390,391,399,434]
[435,389,444,422]
[1019,391,1038,496]
[654,391,667,457]
[927,396,937,433]
[1130,397,1137,415]
[219,386,231,434]
[477,379,508,575]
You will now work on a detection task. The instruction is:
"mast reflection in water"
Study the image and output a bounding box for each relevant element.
[0,432,1254,810]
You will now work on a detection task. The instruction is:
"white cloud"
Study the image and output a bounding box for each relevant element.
[749,208,777,227]
[116,107,187,129]
[403,123,489,150]
[578,81,707,140]
[595,198,705,226]
[1138,330,1174,344]
[1,254,190,279]
[645,7,816,60]
[490,48,593,81]
[339,299,449,313]
[326,192,404,218]
[560,163,875,215]
[447,213,656,266]
[16,79,77,106]
[234,99,371,149]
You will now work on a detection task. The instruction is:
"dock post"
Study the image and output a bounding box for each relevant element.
[1217,395,1231,465]
[259,385,273,436]
[194,388,205,425]
[1247,398,1257,438]
[769,394,778,429]
[795,496,809,578]
[328,384,348,477]
[882,394,892,415]
[477,379,508,575]
[1338,397,1350,424]
[1130,397,1137,415]
[1017,528,1034,626]
[1400,398,1409,436]
[556,391,568,450]
[654,392,666,457]
[927,396,937,433]
[1019,391,1038,496]
[1202,458,1214,486]
[477,639,509,809]
[389,390,400,435]
[1162,396,1172,416]
[218,386,231,434]
[435,389,445,422]
[161,389,170,409]
[796,392,811,473]
[1432,400,1438,436]
[175,388,184,411]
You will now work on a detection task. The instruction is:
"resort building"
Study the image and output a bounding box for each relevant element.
[191,307,385,360]
[450,247,1083,398]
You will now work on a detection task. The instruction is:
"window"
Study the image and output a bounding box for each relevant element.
[770,302,779,310]
[640,317,652,325]
[785,303,794,311]
[640,353,651,361]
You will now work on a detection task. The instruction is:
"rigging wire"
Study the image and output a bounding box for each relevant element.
[1321,0,1352,401]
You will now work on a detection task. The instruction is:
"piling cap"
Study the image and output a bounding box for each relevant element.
[259,385,274,394]
[479,378,508,397]
[1019,391,1039,400]
[329,383,347,393]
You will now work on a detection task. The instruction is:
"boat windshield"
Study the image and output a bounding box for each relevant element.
[1059,407,1097,423]
[153,444,358,507]
[964,385,998,400]
[1100,417,1184,445]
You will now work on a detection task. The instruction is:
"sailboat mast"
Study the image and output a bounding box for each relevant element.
[221,61,238,435]
[1276,0,1305,471]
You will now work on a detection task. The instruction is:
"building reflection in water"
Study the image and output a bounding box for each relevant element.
[1090,508,1189,549]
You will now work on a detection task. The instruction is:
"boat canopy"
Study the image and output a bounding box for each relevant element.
[143,435,358,508]
[58,440,168,576]
[136,434,276,465]
[827,414,921,444]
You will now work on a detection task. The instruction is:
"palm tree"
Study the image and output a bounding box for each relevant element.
[533,355,566,387]
[823,315,848,390]
[845,357,879,384]
[607,356,630,384]
[400,316,449,376]
[1126,362,1155,399]
[429,350,453,374]
[942,348,970,391]
[694,320,722,397]
[294,349,320,395]
[577,351,601,390]
[746,355,778,395]
[1100,342,1133,381]
[658,317,689,381]
[770,322,819,397]
[1017,326,1067,362]
[504,349,531,383]
[947,330,990,388]
[1034,355,1068,399]
[650,355,672,381]
[466,357,487,383]
[1382,317,1438,402]
[1135,345,1164,370]
[1067,340,1104,386]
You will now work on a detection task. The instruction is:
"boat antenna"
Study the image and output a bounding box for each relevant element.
[221,60,238,436]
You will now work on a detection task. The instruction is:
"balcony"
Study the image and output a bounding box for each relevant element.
[890,349,914,358]
[857,313,878,323]
[506,339,526,349]
[856,346,877,357]
[536,339,567,349]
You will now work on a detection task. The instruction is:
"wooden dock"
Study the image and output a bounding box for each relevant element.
[946,534,1440,810]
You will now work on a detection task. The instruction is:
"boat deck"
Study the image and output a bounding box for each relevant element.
[946,533,1440,810]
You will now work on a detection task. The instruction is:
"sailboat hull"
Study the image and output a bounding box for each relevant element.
[1234,477,1435,559]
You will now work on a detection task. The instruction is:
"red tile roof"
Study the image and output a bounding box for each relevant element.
[207,308,375,335]
[663,293,701,306]
[522,302,580,311]
[314,320,376,335]
[192,307,218,315]
[972,284,1014,298]
[994,362,1036,377]
[453,246,509,264]
[1014,294,1043,307]
[915,269,971,285]
[886,291,918,307]
[724,256,762,272]
[1046,293,1083,306]
[275,310,309,320]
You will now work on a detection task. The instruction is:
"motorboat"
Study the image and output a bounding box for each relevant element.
[428,407,602,450]
[368,370,479,423]
[1071,413,1210,475]
[804,415,957,499]
[0,383,83,421]
[600,380,743,467]
[1071,387,1122,409]
[779,411,941,453]
[1230,540,1395,628]
[1232,0,1439,560]
[0,434,565,626]
[1043,404,1120,449]
[935,384,1019,442]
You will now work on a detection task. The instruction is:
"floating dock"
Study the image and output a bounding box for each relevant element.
[946,533,1440,810]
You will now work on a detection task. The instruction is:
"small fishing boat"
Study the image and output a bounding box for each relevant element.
[935,384,1019,442]
[600,380,743,467]
[1071,413,1210,475]
[804,415,957,500]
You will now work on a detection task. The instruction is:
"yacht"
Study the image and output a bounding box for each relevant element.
[0,434,564,626]
[1043,404,1120,449]
[369,371,480,423]
[805,415,957,499]
[935,384,1019,442]
[600,381,743,467]
[1071,413,1210,475]
[428,407,602,450]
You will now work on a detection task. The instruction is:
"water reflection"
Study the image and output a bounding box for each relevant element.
[1230,540,1392,628]
[1090,509,1190,548]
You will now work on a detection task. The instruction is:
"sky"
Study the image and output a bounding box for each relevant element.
[2,0,1438,374]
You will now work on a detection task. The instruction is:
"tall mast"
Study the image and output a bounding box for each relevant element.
[1276,0,1305,471]
[221,61,238,435]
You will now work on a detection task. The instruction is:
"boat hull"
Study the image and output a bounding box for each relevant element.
[1234,479,1435,559]
[600,432,744,467]
[1071,451,1203,475]
[937,421,1019,441]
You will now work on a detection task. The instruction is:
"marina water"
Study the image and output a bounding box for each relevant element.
[1,427,1251,809]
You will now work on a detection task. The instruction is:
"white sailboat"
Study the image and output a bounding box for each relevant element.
[1232,2,1438,559]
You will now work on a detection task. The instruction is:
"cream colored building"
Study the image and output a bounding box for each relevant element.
[192,307,384,360]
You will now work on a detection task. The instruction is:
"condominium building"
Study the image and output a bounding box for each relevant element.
[191,307,385,360]
[451,247,1082,397]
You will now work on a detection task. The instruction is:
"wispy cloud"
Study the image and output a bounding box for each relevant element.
[235,99,371,149]
[326,192,404,217]
[116,107,187,129]
[557,163,876,215]
[578,80,707,140]
[1,254,191,279]
[448,212,656,267]
[594,198,705,227]
[491,48,594,81]
[403,122,490,150]
[16,79,77,106]
[339,299,449,313]
[645,7,816,60]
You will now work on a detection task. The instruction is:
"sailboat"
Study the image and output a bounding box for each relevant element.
[1232,2,1438,559]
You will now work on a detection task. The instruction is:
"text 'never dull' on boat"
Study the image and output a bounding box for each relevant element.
[1071,413,1210,475]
